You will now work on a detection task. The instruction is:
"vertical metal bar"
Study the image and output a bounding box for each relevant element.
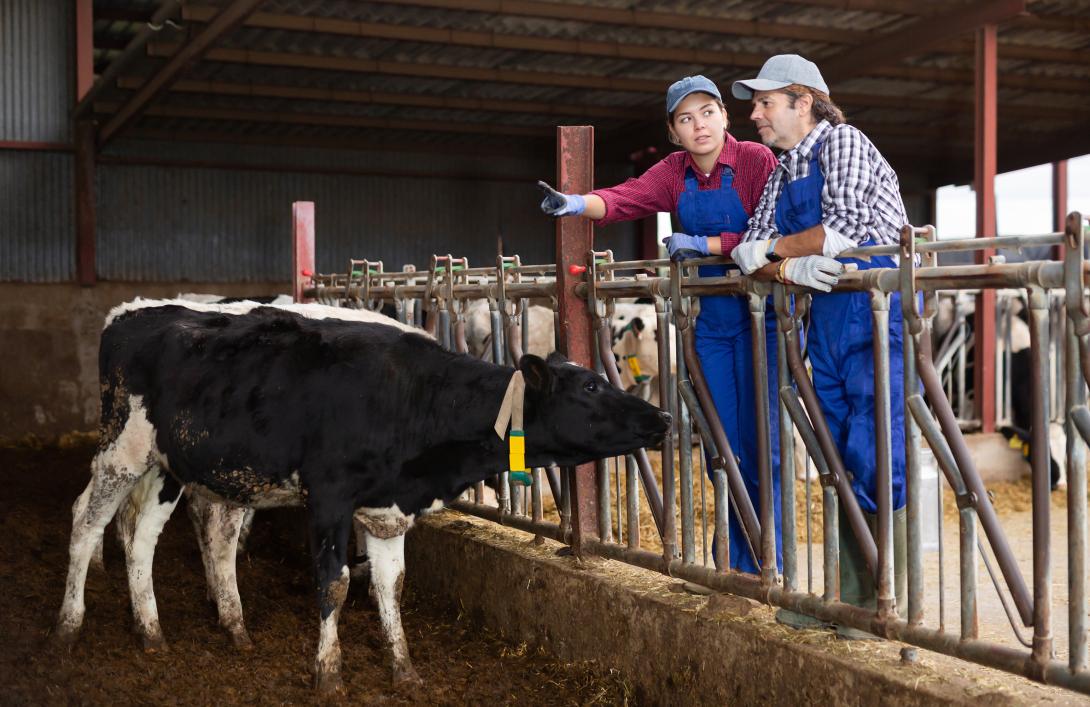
[904,324,924,626]
[1053,161,1068,261]
[675,323,692,564]
[597,457,612,543]
[555,125,598,549]
[615,456,623,544]
[713,467,729,572]
[1066,323,1087,671]
[626,454,640,550]
[749,292,777,583]
[292,201,315,303]
[521,298,530,356]
[823,487,839,603]
[960,508,979,640]
[805,456,813,595]
[532,467,544,546]
[75,121,97,287]
[973,23,998,434]
[870,288,895,619]
[699,443,709,566]
[956,319,968,420]
[775,285,798,592]
[1029,286,1053,668]
[489,307,505,364]
[938,450,946,633]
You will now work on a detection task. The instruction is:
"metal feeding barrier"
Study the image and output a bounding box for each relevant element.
[300,213,1090,694]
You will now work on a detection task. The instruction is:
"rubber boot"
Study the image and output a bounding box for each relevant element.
[836,505,907,639]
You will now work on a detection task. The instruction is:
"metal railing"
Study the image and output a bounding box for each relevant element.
[302,213,1090,693]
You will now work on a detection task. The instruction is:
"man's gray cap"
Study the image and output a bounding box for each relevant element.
[731,54,829,100]
[666,75,722,115]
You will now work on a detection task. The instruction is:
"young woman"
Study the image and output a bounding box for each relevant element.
[537,75,783,574]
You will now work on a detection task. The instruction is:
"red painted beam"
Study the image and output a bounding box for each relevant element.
[1053,161,1068,260]
[75,0,94,100]
[292,202,315,304]
[75,121,96,286]
[973,24,998,433]
[554,125,599,548]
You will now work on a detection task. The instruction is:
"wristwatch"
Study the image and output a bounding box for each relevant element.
[765,238,784,263]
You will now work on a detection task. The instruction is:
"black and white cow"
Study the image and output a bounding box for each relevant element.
[56,300,670,694]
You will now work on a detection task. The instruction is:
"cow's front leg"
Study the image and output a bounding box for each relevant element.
[308,506,353,696]
[365,530,420,685]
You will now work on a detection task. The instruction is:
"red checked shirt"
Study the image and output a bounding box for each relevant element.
[590,132,777,253]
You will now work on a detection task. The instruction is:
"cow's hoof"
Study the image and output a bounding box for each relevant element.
[392,662,422,687]
[51,625,79,649]
[141,634,169,653]
[315,670,346,697]
[228,628,253,651]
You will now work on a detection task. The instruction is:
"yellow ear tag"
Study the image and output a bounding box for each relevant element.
[625,354,642,379]
[509,429,527,472]
[1008,435,1022,450]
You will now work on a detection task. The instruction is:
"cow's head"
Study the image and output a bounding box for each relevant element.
[520,352,671,467]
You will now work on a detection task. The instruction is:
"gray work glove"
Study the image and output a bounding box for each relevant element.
[537,181,586,217]
[784,255,845,293]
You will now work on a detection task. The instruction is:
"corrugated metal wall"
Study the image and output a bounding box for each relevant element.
[0,0,75,282]
[0,0,71,143]
[96,159,637,281]
[0,152,75,282]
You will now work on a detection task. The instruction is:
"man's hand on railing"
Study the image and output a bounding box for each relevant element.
[783,255,844,292]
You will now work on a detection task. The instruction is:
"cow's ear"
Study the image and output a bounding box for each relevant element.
[545,351,568,366]
[520,354,553,394]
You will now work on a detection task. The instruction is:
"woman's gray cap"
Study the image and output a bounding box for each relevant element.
[731,54,830,100]
[666,75,722,114]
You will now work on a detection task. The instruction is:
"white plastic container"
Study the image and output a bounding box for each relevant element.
[918,445,941,552]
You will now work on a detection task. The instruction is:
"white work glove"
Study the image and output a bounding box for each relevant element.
[784,255,845,293]
[821,227,858,258]
[730,239,776,275]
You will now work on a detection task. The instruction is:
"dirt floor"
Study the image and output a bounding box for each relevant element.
[0,439,633,706]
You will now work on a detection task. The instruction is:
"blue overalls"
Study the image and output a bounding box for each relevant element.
[775,141,907,514]
[679,166,782,575]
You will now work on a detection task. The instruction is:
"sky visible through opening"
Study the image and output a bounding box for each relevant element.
[936,154,1090,240]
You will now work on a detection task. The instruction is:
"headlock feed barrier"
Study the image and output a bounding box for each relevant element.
[298,209,1090,694]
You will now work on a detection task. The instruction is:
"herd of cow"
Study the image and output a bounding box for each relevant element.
[52,289,1060,696]
[53,296,670,696]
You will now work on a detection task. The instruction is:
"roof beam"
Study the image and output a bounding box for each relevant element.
[116,76,635,120]
[93,101,555,137]
[821,0,1027,83]
[97,0,265,147]
[148,41,1090,98]
[76,0,182,118]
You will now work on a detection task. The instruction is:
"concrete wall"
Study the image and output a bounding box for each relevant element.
[0,282,287,442]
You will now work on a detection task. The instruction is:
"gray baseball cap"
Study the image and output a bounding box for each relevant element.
[666,75,722,115]
[731,54,829,100]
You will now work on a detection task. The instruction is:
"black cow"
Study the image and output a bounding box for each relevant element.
[56,301,670,695]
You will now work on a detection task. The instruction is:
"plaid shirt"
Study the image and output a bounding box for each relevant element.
[742,120,908,245]
[591,133,776,251]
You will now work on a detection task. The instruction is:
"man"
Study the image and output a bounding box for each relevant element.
[729,54,910,636]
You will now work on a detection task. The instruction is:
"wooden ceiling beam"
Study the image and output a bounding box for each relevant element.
[116,76,638,119]
[148,41,1090,99]
[97,0,265,147]
[93,101,555,137]
[821,0,1028,83]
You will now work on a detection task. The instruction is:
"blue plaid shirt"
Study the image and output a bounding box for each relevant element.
[742,120,909,246]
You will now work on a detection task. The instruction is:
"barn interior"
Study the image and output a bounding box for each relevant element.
[3,0,1090,703]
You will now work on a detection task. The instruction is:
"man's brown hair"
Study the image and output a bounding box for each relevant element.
[781,84,846,126]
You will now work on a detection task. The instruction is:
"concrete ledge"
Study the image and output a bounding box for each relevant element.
[407,511,1080,706]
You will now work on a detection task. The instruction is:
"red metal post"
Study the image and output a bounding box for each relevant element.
[292,201,315,303]
[75,0,94,101]
[973,24,998,433]
[75,121,96,286]
[1054,161,1068,259]
[555,126,599,547]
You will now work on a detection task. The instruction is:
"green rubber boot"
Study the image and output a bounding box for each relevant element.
[836,505,907,639]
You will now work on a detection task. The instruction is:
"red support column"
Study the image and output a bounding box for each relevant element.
[75,121,96,286]
[1054,161,1068,259]
[74,0,96,286]
[292,201,315,303]
[554,126,599,547]
[973,23,998,433]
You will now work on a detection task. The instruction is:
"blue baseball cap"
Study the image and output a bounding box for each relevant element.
[666,75,722,115]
